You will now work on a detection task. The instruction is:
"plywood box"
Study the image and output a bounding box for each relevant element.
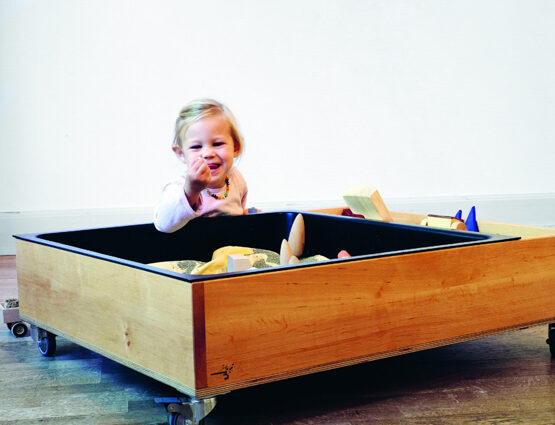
[14,211,555,398]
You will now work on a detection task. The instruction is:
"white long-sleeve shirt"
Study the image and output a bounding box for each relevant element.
[154,167,248,233]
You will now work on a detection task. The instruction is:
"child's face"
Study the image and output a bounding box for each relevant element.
[175,115,240,189]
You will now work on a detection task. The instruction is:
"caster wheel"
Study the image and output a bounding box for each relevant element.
[38,332,56,356]
[10,322,28,338]
[547,324,555,358]
[168,412,205,425]
[168,412,182,425]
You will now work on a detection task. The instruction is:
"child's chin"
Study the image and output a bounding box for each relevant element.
[209,177,226,188]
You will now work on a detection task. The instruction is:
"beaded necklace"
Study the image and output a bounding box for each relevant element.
[205,177,230,200]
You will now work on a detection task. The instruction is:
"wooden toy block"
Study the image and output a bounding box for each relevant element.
[424,215,467,231]
[227,254,252,272]
[450,220,467,231]
[288,214,305,257]
[343,186,393,222]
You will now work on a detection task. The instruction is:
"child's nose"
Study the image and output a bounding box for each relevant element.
[201,146,215,157]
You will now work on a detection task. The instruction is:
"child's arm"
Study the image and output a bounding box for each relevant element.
[153,179,199,232]
[241,189,248,209]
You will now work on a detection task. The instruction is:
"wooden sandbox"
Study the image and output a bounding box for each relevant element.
[14,209,555,400]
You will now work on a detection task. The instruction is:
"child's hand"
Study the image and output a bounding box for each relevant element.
[184,158,211,206]
[188,158,211,190]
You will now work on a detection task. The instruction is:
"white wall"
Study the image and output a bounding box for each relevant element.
[1,0,554,214]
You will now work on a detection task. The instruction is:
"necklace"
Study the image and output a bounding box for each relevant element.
[205,177,230,200]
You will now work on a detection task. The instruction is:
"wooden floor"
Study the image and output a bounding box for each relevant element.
[1,255,554,424]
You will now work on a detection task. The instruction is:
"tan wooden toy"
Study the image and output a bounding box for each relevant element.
[288,256,300,265]
[343,186,393,222]
[280,214,306,265]
[280,239,293,265]
[421,215,468,231]
[288,214,305,257]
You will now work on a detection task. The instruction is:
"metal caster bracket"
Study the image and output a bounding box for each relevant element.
[155,395,217,425]
[547,323,555,357]
[30,325,57,356]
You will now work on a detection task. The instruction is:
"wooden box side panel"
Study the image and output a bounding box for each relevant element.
[200,236,555,393]
[389,211,555,238]
[16,240,196,391]
[312,207,555,238]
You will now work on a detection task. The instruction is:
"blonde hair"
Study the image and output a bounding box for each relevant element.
[173,98,244,157]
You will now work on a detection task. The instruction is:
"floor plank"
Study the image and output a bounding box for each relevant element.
[1,255,554,424]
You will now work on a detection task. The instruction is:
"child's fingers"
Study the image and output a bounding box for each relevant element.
[190,158,206,175]
[196,160,211,180]
[190,157,203,171]
[189,158,211,184]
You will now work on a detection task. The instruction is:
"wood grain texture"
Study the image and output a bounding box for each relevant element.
[198,235,555,395]
[475,218,555,238]
[192,282,208,389]
[206,326,555,424]
[15,241,196,394]
[2,254,554,424]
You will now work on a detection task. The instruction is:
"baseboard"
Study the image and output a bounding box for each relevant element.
[1,193,553,255]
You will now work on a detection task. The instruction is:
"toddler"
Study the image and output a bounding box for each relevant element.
[154,99,248,232]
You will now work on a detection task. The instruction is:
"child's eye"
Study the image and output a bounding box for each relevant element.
[189,145,201,150]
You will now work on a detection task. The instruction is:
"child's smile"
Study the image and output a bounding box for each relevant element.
[207,162,221,173]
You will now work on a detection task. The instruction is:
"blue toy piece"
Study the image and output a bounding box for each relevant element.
[465,206,478,232]
[454,210,463,220]
[244,207,261,214]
